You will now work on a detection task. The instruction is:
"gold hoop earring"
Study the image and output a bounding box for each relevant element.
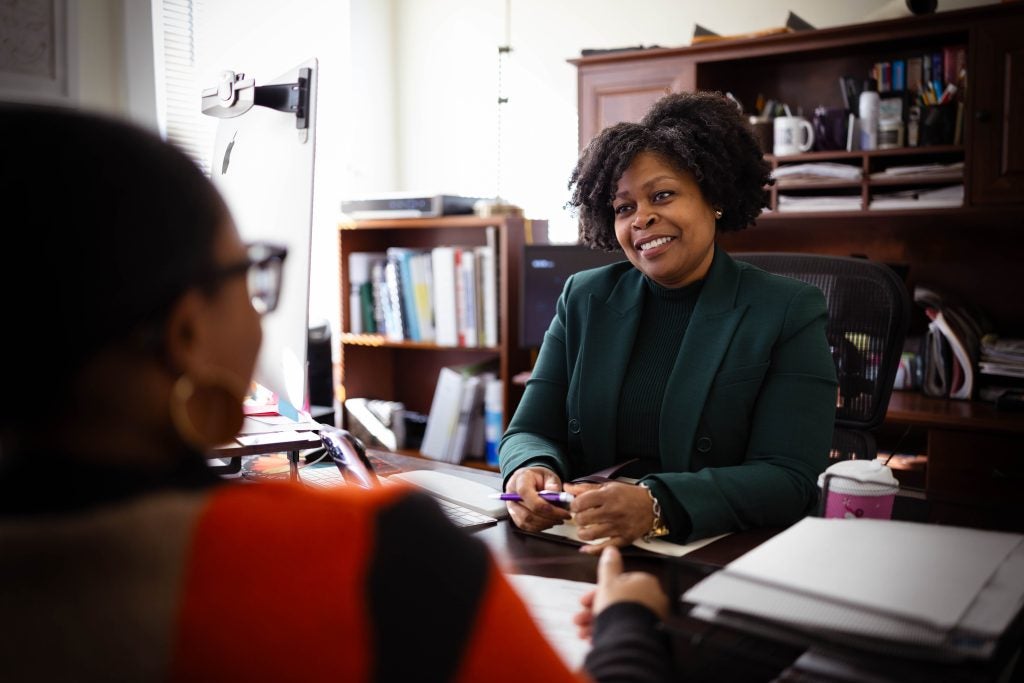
[170,369,246,451]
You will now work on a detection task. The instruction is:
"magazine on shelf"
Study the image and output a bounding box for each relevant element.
[914,286,991,400]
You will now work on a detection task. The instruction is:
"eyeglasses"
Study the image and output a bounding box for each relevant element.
[202,241,288,315]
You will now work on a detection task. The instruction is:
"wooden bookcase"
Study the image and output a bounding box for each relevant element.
[336,215,545,465]
[570,3,1024,529]
[571,2,1024,336]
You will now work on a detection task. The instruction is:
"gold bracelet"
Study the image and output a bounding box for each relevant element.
[639,482,670,541]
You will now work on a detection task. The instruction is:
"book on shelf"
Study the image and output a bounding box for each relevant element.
[381,257,405,341]
[370,260,388,335]
[943,45,966,90]
[431,246,459,346]
[931,51,943,92]
[907,56,923,92]
[447,374,482,463]
[891,58,906,92]
[456,248,478,347]
[475,226,499,348]
[348,252,386,334]
[914,286,992,400]
[410,250,435,342]
[420,360,499,464]
[386,247,422,341]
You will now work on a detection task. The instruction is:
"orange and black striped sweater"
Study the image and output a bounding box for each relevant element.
[0,454,671,682]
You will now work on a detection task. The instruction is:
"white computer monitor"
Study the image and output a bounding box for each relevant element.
[209,58,318,420]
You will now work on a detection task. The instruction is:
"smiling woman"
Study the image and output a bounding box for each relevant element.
[611,152,718,289]
[499,91,839,551]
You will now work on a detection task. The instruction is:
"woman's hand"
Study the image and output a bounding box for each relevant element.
[573,546,668,641]
[565,481,654,555]
[505,466,572,532]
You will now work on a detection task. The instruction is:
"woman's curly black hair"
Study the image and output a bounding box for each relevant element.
[567,91,773,251]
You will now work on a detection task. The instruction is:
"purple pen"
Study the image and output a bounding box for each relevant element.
[494,491,574,506]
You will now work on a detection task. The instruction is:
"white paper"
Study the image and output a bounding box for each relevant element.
[695,517,1023,631]
[506,573,593,671]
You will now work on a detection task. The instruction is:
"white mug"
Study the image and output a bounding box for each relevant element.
[773,116,815,155]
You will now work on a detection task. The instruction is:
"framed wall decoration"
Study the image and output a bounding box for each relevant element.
[0,0,73,101]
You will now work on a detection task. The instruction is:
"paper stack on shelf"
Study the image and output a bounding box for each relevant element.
[682,517,1024,662]
[773,162,863,180]
[777,194,862,212]
[870,184,963,210]
[869,161,964,179]
[979,335,1024,379]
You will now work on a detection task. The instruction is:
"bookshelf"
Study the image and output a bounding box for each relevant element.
[336,215,546,468]
[571,2,1024,336]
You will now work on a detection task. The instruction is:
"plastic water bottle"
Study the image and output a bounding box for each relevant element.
[859,78,880,151]
[484,379,503,467]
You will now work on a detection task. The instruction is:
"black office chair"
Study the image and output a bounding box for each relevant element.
[732,252,911,462]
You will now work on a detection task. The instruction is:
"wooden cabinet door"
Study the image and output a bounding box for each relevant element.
[576,54,695,150]
[968,19,1024,204]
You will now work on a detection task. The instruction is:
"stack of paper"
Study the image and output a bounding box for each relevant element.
[980,334,1024,379]
[869,161,964,179]
[869,184,963,210]
[773,162,863,180]
[682,517,1024,661]
[777,194,863,212]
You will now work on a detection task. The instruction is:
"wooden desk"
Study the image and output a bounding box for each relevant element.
[883,392,1024,532]
[367,448,1023,682]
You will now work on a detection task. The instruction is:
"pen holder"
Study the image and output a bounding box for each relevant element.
[817,460,899,520]
[919,103,957,146]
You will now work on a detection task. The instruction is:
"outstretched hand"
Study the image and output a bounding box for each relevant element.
[573,546,668,641]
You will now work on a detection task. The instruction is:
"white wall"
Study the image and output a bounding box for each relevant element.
[392,0,1000,242]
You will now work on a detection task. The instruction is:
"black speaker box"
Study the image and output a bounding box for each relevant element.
[308,319,333,408]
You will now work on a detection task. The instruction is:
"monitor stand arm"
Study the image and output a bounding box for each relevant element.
[201,67,311,133]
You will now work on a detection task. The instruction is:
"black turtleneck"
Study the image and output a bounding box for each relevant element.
[615,276,703,467]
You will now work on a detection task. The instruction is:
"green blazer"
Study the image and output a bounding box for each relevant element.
[500,247,838,542]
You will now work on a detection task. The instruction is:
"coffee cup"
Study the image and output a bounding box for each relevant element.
[773,115,815,155]
[817,459,899,520]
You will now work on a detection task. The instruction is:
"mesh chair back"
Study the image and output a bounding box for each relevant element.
[733,253,910,432]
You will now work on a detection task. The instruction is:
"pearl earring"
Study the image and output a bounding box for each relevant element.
[714,209,723,220]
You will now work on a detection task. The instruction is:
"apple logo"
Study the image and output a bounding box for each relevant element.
[221,131,237,175]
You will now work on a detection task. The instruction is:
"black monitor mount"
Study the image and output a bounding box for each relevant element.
[201,67,311,136]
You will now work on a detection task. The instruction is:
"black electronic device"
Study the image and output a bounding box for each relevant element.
[320,427,378,489]
[519,244,625,349]
[307,319,333,412]
[340,193,483,219]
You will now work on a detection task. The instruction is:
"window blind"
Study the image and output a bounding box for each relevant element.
[154,0,213,174]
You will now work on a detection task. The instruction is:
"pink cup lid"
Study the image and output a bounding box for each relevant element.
[817,459,899,496]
